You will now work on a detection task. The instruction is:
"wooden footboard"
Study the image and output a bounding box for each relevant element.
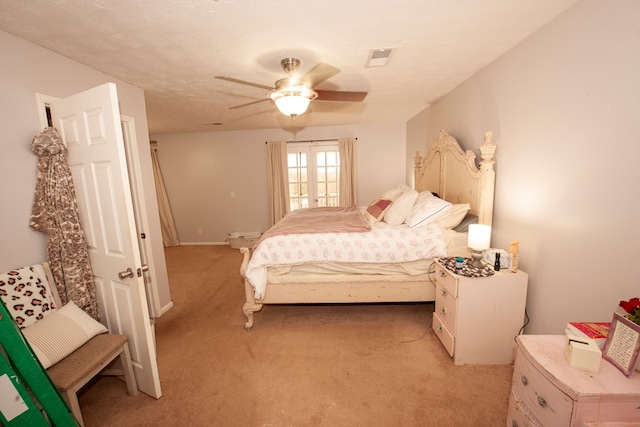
[239,247,436,330]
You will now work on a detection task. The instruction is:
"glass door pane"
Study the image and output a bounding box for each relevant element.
[288,152,309,210]
[314,148,339,207]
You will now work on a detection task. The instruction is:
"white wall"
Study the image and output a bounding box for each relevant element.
[406,108,431,188]
[408,0,640,334]
[0,30,170,305]
[152,123,406,243]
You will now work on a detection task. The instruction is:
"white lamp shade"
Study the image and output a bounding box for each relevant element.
[468,224,491,250]
[274,95,311,116]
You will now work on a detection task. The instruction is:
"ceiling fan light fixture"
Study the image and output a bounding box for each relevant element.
[273,95,312,117]
[269,79,318,117]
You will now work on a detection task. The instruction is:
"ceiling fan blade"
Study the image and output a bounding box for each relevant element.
[229,108,274,121]
[303,62,340,87]
[215,76,273,91]
[315,90,368,102]
[229,98,269,109]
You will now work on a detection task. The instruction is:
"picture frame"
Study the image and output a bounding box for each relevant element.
[602,312,640,378]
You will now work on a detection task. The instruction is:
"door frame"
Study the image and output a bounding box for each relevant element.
[121,116,173,320]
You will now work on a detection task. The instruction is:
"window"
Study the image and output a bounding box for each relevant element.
[287,143,340,211]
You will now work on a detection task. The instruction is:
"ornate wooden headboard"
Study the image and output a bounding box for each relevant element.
[414,130,497,225]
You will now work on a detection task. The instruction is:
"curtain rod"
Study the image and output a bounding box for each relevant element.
[265,138,357,144]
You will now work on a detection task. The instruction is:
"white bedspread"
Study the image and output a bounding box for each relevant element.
[245,221,447,299]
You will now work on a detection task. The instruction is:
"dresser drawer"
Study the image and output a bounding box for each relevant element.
[507,393,534,427]
[434,262,458,298]
[512,350,573,426]
[434,281,457,335]
[432,313,455,356]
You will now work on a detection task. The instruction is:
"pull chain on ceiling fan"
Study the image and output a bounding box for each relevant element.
[215,57,367,118]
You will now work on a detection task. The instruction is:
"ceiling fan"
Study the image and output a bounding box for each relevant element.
[215,58,367,117]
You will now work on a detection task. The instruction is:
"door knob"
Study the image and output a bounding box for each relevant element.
[118,268,135,280]
[137,264,149,277]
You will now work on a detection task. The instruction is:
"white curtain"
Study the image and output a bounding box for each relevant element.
[150,143,180,247]
[266,140,290,226]
[338,137,358,207]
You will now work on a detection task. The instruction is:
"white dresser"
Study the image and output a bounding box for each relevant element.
[432,259,528,365]
[508,335,640,426]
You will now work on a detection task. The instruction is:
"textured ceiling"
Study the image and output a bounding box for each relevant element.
[0,0,578,135]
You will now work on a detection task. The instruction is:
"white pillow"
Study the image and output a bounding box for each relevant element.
[383,190,418,225]
[22,301,108,369]
[436,203,471,229]
[405,192,452,227]
[379,184,412,201]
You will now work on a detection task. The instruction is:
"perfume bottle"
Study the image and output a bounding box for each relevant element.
[509,240,520,273]
[494,252,501,271]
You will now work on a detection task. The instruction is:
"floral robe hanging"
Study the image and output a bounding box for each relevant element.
[29,127,99,319]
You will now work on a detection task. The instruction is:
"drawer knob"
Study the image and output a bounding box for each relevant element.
[439,270,447,278]
[440,289,447,297]
[440,306,447,315]
[437,325,443,333]
[537,396,547,407]
[520,375,528,386]
[512,421,518,427]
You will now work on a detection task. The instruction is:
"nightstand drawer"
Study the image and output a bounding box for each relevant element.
[512,348,573,426]
[432,313,455,356]
[434,281,457,335]
[434,262,458,298]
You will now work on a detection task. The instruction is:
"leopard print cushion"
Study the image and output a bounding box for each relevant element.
[0,265,57,328]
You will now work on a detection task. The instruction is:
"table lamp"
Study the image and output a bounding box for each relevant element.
[468,224,491,268]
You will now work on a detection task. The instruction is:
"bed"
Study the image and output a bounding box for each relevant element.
[239,130,497,329]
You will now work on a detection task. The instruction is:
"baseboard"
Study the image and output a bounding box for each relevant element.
[178,242,230,246]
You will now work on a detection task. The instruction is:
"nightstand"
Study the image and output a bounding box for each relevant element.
[508,335,640,426]
[431,258,528,364]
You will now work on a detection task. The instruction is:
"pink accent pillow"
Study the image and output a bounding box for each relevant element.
[365,198,393,223]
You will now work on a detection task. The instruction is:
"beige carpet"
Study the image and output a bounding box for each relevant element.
[78,245,513,426]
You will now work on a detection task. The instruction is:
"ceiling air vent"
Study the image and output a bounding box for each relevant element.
[366,47,395,68]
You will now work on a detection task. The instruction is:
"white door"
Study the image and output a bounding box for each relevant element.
[51,83,162,398]
[287,142,340,210]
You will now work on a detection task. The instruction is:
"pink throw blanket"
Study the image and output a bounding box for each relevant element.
[255,206,370,247]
